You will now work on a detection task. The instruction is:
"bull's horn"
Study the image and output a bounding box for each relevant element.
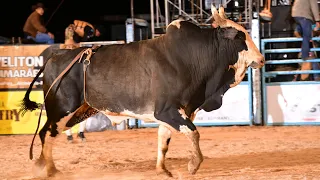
[211,4,225,25]
[211,4,218,16]
[218,6,227,19]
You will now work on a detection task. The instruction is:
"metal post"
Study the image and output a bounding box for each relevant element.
[191,0,194,16]
[245,0,248,24]
[156,0,159,27]
[131,0,135,41]
[179,0,182,15]
[200,0,203,22]
[251,19,262,124]
[268,22,271,38]
[182,0,185,11]
[150,0,155,38]
[165,0,169,26]
[248,0,252,28]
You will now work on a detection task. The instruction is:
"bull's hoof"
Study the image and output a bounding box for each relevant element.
[32,159,46,177]
[187,155,203,175]
[47,168,63,177]
[156,167,173,177]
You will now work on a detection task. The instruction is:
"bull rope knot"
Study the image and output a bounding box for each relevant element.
[78,48,94,103]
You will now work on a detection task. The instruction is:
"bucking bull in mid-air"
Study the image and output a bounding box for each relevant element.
[20,5,264,178]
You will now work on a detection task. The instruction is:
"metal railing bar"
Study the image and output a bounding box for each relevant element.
[264,70,320,75]
[265,81,320,86]
[265,59,320,64]
[264,48,320,53]
[261,37,320,43]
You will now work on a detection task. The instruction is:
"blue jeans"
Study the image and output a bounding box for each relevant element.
[312,62,320,79]
[27,32,54,44]
[294,17,313,59]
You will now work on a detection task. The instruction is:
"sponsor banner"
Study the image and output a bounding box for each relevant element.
[0,91,47,134]
[193,85,250,123]
[140,85,250,126]
[267,84,320,123]
[0,45,50,90]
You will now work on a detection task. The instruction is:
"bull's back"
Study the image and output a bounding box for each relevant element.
[85,43,160,113]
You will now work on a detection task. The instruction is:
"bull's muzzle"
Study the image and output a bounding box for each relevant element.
[249,57,265,69]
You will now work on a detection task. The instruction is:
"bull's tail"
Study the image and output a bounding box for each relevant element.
[19,58,49,160]
[19,64,45,116]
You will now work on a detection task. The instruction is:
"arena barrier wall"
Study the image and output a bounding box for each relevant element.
[138,70,255,128]
[261,37,320,125]
[0,41,125,135]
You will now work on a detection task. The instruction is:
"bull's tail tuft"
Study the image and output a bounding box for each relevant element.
[19,97,41,117]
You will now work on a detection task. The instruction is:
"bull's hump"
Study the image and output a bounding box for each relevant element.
[167,19,183,29]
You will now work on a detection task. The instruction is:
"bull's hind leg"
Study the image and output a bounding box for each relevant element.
[155,107,203,175]
[156,125,172,177]
[41,103,98,177]
[33,120,51,176]
[43,112,76,176]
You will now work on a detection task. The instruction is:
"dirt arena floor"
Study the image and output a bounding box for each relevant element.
[1,126,320,180]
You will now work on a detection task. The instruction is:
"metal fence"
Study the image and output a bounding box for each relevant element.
[261,37,320,125]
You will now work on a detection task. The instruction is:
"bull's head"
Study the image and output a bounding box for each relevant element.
[211,5,265,87]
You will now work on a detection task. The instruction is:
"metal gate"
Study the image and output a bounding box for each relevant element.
[261,37,320,125]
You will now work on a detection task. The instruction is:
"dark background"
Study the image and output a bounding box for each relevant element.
[0,0,153,43]
[0,0,251,43]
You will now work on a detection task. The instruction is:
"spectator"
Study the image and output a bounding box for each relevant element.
[291,0,320,80]
[294,22,320,81]
[23,2,54,44]
[65,20,104,44]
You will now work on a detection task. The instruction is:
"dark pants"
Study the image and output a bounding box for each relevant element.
[73,25,94,43]
[294,17,313,59]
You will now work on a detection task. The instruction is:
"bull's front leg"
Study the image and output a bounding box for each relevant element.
[156,125,172,177]
[155,107,203,175]
[179,124,203,174]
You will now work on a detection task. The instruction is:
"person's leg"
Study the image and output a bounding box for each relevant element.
[77,120,87,141]
[298,17,313,59]
[35,32,54,44]
[65,129,73,142]
[311,41,320,80]
[78,120,86,132]
[295,24,303,58]
[295,17,313,80]
[312,62,320,80]
[65,25,75,44]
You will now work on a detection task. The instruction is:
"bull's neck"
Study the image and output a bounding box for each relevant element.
[164,31,224,81]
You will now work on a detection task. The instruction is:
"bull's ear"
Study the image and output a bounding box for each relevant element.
[221,27,239,40]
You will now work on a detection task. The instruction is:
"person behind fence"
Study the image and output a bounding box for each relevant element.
[294,21,320,81]
[65,20,104,44]
[65,120,87,143]
[23,2,55,44]
[291,0,320,80]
